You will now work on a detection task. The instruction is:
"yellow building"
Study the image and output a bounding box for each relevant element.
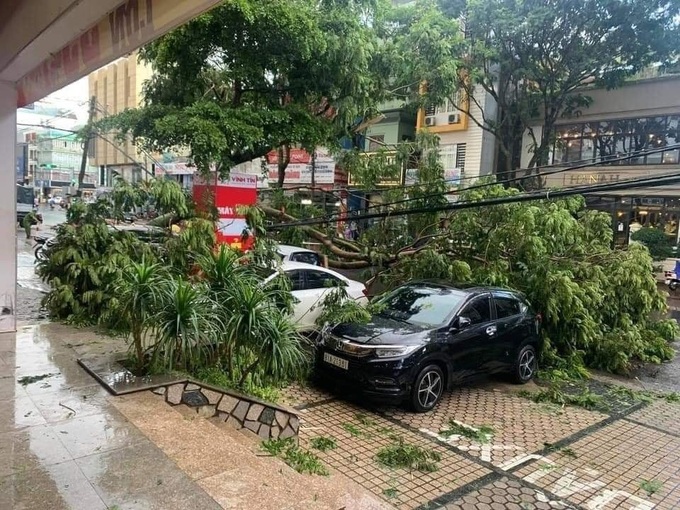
[88,52,154,184]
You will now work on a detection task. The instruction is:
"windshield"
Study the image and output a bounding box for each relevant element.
[376,285,467,328]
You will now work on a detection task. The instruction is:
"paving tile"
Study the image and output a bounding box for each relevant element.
[0,395,48,431]
[0,424,73,478]
[299,400,490,509]
[51,410,146,458]
[29,384,111,423]
[514,420,680,510]
[438,477,574,509]
[76,439,221,509]
[0,459,106,510]
[0,376,28,403]
[384,387,606,468]
[626,400,680,436]
[279,382,334,408]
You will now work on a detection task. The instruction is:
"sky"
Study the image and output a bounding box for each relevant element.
[17,77,89,131]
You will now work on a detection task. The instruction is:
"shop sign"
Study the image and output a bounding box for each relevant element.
[193,173,257,251]
[566,173,621,185]
[17,0,222,107]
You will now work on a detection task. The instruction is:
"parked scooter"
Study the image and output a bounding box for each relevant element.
[664,260,680,291]
[33,234,57,261]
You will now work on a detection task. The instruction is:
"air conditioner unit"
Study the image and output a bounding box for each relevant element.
[425,116,436,127]
[448,113,461,124]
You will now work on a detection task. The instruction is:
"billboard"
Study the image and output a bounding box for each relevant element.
[193,173,258,251]
[266,149,336,185]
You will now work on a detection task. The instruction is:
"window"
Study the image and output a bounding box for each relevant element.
[495,296,521,318]
[376,285,467,328]
[460,296,492,325]
[290,251,322,266]
[553,115,679,167]
[456,144,466,172]
[303,270,343,290]
[368,135,385,152]
[285,270,304,292]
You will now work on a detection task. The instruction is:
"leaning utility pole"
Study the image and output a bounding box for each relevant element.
[77,95,97,197]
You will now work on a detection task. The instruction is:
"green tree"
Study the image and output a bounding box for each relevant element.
[399,0,680,179]
[101,0,390,185]
[631,227,674,261]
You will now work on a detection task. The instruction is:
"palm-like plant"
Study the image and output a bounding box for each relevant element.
[109,259,169,371]
[151,278,221,372]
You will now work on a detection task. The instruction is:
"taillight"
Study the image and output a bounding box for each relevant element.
[362,288,368,297]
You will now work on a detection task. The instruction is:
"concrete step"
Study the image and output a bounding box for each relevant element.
[113,391,394,510]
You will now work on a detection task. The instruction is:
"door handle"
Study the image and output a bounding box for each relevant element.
[485,325,497,336]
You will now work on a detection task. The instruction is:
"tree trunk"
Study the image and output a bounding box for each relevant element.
[133,329,144,372]
[277,144,291,188]
[239,358,259,387]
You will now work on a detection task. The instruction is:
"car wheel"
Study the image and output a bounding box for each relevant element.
[513,345,537,384]
[670,281,678,292]
[410,364,444,413]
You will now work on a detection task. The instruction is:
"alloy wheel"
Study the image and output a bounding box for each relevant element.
[417,370,442,408]
[519,349,536,381]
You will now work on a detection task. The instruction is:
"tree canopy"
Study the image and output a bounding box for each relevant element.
[104,0,392,183]
[407,0,680,179]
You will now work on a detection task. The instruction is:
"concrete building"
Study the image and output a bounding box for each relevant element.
[520,74,680,245]
[88,51,154,184]
[417,84,498,187]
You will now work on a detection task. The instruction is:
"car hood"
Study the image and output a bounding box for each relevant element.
[330,315,432,346]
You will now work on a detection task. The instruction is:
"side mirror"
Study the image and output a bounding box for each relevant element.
[450,316,472,333]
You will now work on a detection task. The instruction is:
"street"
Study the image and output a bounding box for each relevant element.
[16,206,65,323]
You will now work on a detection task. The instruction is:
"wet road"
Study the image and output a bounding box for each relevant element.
[17,207,65,324]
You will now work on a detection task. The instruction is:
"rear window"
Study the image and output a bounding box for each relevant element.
[290,251,321,266]
[495,296,522,318]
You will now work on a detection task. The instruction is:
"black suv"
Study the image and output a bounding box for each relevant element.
[316,282,542,412]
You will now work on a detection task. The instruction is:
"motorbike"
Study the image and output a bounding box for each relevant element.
[664,260,680,291]
[33,234,57,261]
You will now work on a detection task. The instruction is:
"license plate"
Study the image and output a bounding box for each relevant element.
[323,352,349,370]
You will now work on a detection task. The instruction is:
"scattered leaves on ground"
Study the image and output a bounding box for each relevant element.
[376,438,441,473]
[310,436,337,452]
[261,438,328,476]
[439,420,494,443]
[17,373,54,386]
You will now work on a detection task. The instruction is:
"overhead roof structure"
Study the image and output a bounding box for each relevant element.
[0,0,222,333]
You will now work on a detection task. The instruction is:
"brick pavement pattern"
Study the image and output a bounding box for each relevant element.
[626,398,680,436]
[384,387,606,467]
[514,420,680,509]
[299,400,490,510]
[279,383,334,409]
[436,476,576,510]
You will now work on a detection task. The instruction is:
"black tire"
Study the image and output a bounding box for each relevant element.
[512,345,537,384]
[669,281,678,292]
[409,364,445,413]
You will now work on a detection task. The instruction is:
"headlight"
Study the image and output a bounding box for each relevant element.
[374,345,421,358]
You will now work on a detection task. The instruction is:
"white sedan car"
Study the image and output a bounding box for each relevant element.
[263,262,368,331]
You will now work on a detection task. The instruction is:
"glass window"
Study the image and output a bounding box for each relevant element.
[495,296,521,318]
[285,270,304,292]
[460,296,492,325]
[376,285,468,328]
[290,251,322,266]
[303,270,342,290]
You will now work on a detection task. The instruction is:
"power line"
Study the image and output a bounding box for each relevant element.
[354,142,680,214]
[267,170,680,229]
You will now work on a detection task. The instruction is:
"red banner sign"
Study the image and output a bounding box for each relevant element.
[193,173,258,251]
